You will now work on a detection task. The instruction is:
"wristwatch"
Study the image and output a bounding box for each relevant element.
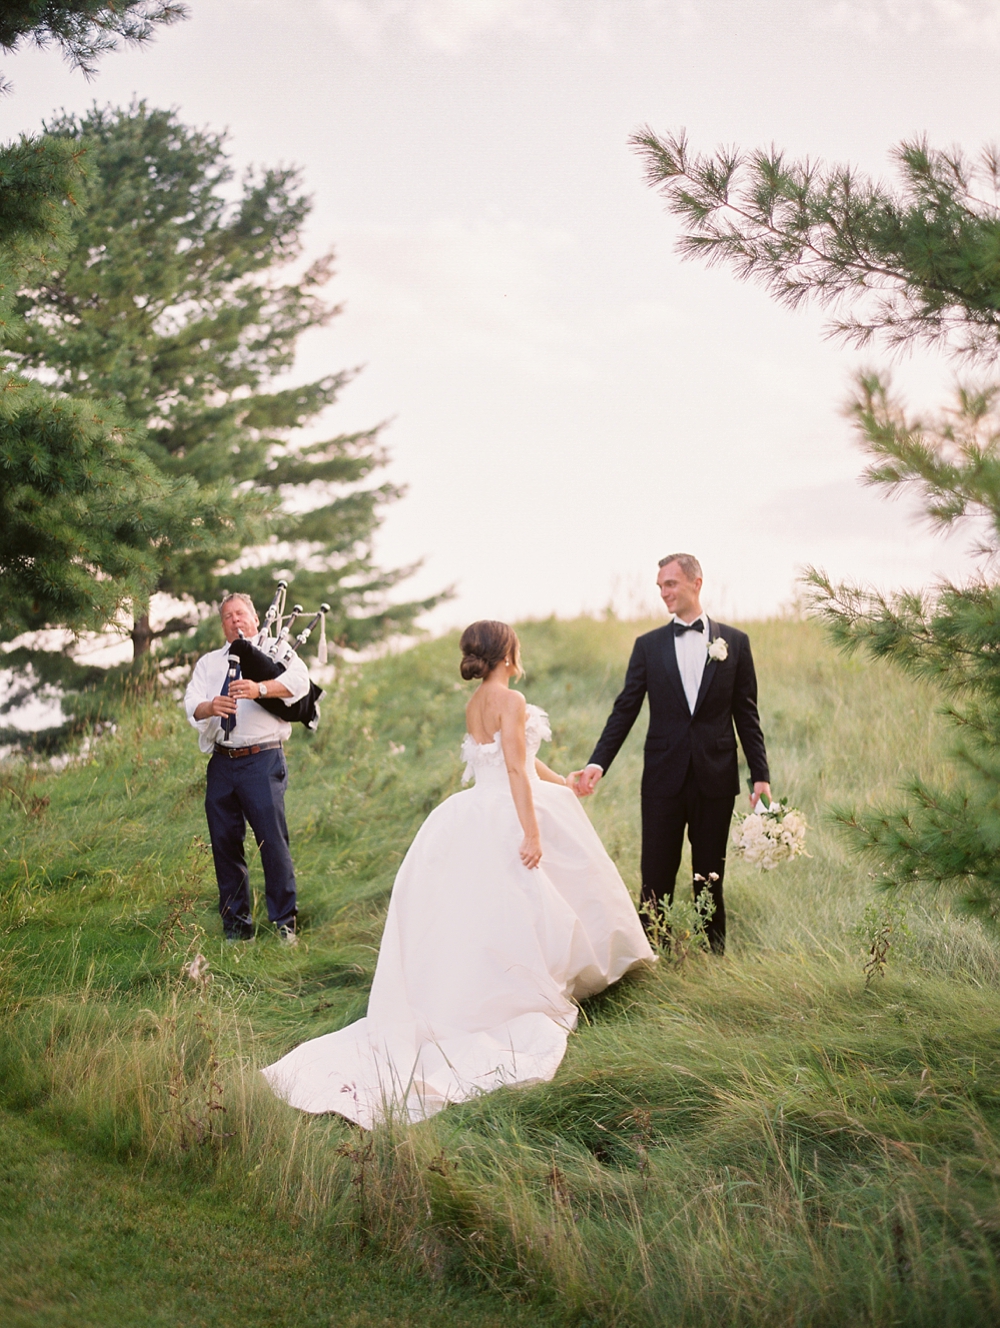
[257,682,268,698]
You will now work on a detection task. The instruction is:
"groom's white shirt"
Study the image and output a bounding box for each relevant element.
[673,612,708,713]
[587,612,709,773]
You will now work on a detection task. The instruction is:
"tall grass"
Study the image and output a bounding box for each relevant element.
[2,616,999,1325]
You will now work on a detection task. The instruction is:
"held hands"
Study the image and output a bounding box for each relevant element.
[570,766,761,805]
[519,833,542,870]
[567,766,602,797]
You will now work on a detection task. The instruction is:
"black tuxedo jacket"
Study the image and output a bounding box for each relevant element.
[588,620,769,800]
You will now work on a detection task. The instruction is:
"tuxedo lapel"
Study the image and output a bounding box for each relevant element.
[660,625,689,709]
[691,617,719,718]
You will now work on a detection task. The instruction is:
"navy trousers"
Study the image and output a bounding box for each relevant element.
[205,747,297,934]
[640,763,735,954]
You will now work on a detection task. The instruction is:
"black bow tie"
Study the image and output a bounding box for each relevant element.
[674,619,704,635]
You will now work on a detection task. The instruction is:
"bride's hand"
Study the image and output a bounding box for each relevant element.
[519,833,542,869]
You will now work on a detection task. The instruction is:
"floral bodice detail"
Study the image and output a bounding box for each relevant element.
[461,704,551,785]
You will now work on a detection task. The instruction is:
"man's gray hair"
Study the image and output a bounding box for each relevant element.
[219,591,257,616]
[657,552,702,581]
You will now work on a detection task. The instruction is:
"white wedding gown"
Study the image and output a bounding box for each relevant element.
[262,705,654,1128]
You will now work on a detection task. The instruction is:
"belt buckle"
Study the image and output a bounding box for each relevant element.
[216,740,277,759]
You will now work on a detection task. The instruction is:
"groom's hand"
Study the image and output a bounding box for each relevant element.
[750,781,771,808]
[568,765,602,797]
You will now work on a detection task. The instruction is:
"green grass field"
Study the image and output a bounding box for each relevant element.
[2,616,999,1326]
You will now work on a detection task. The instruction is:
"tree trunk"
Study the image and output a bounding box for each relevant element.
[131,612,153,659]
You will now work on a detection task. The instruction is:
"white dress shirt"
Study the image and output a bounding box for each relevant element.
[184,645,311,754]
[586,612,710,774]
[673,613,708,713]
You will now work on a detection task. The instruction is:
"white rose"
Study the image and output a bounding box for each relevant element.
[707,636,729,662]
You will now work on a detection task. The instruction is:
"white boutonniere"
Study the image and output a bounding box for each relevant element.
[707,636,728,662]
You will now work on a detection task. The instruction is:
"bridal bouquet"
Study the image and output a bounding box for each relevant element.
[731,797,808,870]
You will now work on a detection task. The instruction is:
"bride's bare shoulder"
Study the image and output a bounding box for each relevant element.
[495,690,527,734]
[499,688,526,715]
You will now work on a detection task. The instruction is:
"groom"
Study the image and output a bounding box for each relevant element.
[569,553,770,954]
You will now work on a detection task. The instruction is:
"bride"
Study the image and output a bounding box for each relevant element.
[262,621,654,1128]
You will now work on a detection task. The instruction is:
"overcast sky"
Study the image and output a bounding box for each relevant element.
[5,0,1000,631]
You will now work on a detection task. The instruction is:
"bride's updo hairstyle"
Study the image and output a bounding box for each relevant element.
[459,620,523,681]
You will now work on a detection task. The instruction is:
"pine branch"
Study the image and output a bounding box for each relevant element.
[631,128,1000,357]
[0,2,188,80]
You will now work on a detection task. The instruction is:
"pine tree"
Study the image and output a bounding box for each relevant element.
[0,133,176,638]
[1,1,188,637]
[632,129,1000,924]
[1,5,189,646]
[0,1,186,84]
[807,378,1000,923]
[11,103,441,657]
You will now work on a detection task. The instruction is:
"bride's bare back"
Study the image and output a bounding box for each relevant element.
[465,678,525,747]
[460,627,568,869]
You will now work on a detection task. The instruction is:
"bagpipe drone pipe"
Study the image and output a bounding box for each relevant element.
[227,584,330,731]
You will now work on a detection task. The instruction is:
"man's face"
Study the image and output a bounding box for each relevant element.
[220,598,259,644]
[656,561,702,620]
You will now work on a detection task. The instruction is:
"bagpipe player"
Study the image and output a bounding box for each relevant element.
[184,592,312,945]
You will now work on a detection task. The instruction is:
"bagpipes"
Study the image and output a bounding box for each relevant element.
[226,582,329,731]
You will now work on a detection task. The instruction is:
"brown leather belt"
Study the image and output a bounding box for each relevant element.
[213,740,283,759]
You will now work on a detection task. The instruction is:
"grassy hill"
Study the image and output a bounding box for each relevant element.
[2,616,999,1326]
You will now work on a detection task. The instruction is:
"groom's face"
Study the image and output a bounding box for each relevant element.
[657,561,702,620]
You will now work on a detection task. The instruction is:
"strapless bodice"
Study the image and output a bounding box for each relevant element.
[461,703,551,788]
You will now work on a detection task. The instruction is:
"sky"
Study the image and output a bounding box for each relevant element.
[4,0,1000,636]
